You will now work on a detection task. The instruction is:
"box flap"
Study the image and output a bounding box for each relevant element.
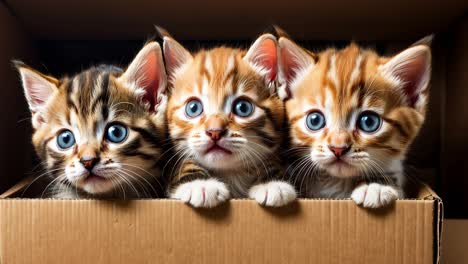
[0,176,34,199]
[417,183,442,201]
[441,220,468,263]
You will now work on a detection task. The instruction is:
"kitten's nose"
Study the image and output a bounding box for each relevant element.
[328,145,351,158]
[205,115,228,141]
[79,156,100,170]
[206,129,227,141]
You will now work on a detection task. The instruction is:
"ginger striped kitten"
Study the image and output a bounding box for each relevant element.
[278,36,431,208]
[16,42,168,198]
[161,32,296,208]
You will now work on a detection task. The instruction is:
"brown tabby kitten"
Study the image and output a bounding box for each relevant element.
[161,31,296,208]
[277,35,431,208]
[16,42,168,198]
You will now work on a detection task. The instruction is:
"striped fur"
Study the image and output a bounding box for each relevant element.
[279,36,431,207]
[16,42,167,198]
[162,33,296,207]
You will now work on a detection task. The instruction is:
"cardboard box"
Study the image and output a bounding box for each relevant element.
[0,0,466,263]
[442,220,468,263]
[0,179,443,264]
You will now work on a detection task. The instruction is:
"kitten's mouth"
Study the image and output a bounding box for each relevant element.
[325,158,359,178]
[329,158,350,166]
[75,171,116,194]
[326,158,355,170]
[205,144,232,155]
[84,173,108,183]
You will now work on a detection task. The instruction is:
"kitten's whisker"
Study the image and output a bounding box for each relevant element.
[163,146,190,175]
[115,171,141,198]
[244,145,269,177]
[108,174,126,199]
[159,144,182,160]
[41,174,66,198]
[120,163,164,193]
[242,149,263,181]
[297,159,316,194]
[21,167,65,197]
[289,156,311,189]
[117,170,148,198]
[114,176,127,200]
[119,167,159,197]
[168,148,192,182]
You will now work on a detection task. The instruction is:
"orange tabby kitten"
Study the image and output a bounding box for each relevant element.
[278,35,431,208]
[161,31,296,208]
[16,42,168,198]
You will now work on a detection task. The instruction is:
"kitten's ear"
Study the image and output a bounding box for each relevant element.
[161,33,192,79]
[118,42,167,112]
[14,61,58,127]
[243,34,278,86]
[380,44,431,112]
[267,25,291,39]
[411,35,434,47]
[277,37,316,100]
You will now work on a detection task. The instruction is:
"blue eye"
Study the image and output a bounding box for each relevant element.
[357,111,381,133]
[106,123,128,143]
[306,111,326,131]
[185,99,203,118]
[233,99,254,117]
[57,130,75,150]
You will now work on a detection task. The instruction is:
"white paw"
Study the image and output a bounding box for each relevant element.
[170,179,230,208]
[249,181,297,207]
[351,183,400,208]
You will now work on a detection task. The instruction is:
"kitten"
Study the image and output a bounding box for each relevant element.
[16,42,168,198]
[160,31,296,208]
[277,35,431,208]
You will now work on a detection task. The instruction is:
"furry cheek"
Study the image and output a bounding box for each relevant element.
[168,109,197,141]
[64,159,88,182]
[188,130,211,153]
[310,146,327,161]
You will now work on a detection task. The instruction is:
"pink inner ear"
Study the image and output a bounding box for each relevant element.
[280,46,301,84]
[164,46,178,74]
[398,57,427,106]
[139,52,160,111]
[257,39,278,81]
[25,79,48,106]
[22,72,55,109]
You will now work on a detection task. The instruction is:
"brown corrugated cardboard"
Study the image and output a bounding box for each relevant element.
[442,220,468,263]
[0,180,443,264]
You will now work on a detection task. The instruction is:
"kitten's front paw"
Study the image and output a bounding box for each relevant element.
[249,181,297,207]
[170,179,230,208]
[351,183,400,208]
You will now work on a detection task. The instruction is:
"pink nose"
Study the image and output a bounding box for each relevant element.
[328,145,351,158]
[80,156,100,170]
[205,129,227,141]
